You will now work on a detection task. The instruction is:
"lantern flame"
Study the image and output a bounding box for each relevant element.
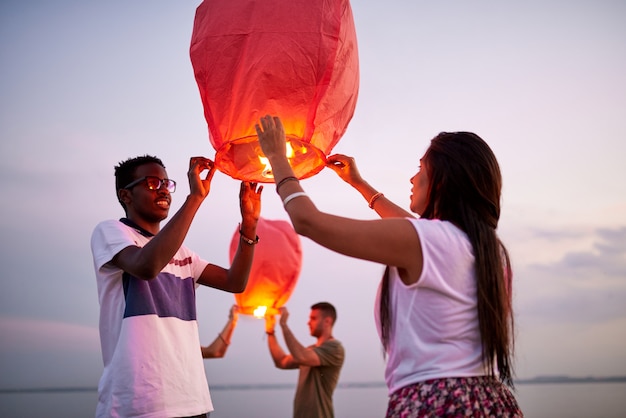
[253,306,268,318]
[286,141,295,158]
[259,142,297,179]
[259,156,272,178]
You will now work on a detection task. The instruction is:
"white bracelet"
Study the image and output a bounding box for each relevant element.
[282,191,308,207]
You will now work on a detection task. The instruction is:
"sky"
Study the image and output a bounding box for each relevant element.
[1,0,625,392]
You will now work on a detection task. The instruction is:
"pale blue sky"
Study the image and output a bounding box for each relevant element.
[1,0,625,391]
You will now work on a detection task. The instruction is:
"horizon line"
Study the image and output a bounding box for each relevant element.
[2,375,626,394]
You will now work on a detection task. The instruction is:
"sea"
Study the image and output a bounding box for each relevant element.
[1,381,625,418]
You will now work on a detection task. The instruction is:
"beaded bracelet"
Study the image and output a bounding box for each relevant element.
[239,229,259,245]
[275,176,299,194]
[368,192,384,209]
[218,333,229,345]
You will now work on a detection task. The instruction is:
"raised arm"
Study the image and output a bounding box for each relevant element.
[326,154,414,219]
[278,307,320,366]
[265,313,298,369]
[112,157,216,280]
[198,181,262,292]
[255,115,422,279]
[201,305,239,359]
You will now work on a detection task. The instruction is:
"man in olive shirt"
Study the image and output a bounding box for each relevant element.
[266,302,345,418]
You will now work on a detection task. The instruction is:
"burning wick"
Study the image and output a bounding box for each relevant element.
[253,306,267,318]
[259,142,297,178]
[259,156,272,178]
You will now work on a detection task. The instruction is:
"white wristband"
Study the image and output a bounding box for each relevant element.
[282,191,308,207]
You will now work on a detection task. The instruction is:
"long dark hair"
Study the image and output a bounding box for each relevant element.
[379,132,515,387]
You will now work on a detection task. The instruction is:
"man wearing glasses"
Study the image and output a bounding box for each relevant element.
[90,155,262,418]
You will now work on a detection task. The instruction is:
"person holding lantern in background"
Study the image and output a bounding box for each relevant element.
[201,305,239,359]
[265,302,345,418]
[90,155,262,418]
[255,116,523,417]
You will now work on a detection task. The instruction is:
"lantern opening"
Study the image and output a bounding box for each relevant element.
[258,142,298,179]
[217,136,323,182]
[253,306,268,318]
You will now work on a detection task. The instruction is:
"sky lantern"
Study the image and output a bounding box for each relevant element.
[190,0,359,183]
[229,217,302,318]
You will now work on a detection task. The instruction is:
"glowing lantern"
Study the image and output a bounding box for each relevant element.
[229,217,302,317]
[190,0,359,182]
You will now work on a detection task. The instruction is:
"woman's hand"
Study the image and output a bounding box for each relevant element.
[255,115,287,162]
[327,154,364,187]
[229,305,239,322]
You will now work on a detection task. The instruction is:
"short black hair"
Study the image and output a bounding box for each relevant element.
[311,302,337,325]
[114,155,165,211]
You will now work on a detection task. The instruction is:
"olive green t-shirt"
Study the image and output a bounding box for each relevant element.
[293,339,345,418]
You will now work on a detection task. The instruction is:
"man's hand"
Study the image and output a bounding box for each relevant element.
[279,307,289,327]
[265,314,276,333]
[239,181,262,223]
[188,156,215,199]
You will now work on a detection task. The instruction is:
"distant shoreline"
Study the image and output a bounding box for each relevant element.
[514,375,626,385]
[2,376,625,393]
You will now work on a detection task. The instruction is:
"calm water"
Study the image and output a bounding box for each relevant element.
[1,382,625,417]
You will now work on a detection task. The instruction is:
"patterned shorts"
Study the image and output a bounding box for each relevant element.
[386,376,523,417]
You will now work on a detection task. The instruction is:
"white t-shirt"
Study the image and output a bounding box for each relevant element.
[375,218,487,395]
[91,219,213,418]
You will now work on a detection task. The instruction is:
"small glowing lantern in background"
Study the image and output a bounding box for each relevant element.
[190,0,359,182]
[229,217,302,317]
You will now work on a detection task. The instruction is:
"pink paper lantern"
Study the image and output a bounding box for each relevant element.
[190,0,359,182]
[229,217,302,317]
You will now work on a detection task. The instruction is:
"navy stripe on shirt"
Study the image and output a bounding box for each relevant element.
[122,271,197,321]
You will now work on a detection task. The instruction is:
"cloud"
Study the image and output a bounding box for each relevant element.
[516,225,626,323]
[512,226,626,377]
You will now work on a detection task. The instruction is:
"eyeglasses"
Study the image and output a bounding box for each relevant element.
[123,176,177,193]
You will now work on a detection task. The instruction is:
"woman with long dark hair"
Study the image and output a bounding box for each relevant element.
[256,115,523,417]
